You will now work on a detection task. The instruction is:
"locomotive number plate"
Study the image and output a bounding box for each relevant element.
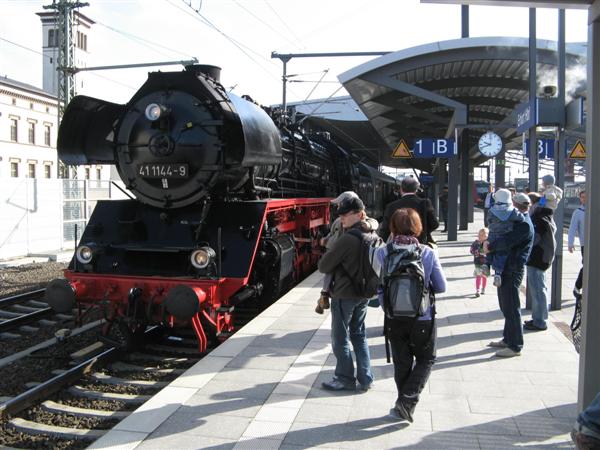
[137,163,189,179]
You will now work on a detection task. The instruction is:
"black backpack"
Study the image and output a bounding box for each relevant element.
[382,241,436,363]
[343,228,381,298]
[381,242,431,318]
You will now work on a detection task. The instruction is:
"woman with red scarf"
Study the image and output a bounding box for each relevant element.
[374,208,447,423]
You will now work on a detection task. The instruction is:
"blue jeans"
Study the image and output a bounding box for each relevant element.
[579,392,600,436]
[497,268,524,352]
[526,266,549,328]
[330,298,373,387]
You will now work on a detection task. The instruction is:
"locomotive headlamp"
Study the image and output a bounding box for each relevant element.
[145,103,165,121]
[76,245,94,264]
[191,247,216,269]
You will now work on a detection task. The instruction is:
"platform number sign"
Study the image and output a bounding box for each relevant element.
[413,138,457,158]
[524,139,555,159]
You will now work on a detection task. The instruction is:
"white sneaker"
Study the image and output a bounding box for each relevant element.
[488,340,508,348]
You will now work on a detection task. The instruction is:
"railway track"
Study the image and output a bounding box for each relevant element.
[0,289,55,335]
[0,289,102,361]
[0,327,200,449]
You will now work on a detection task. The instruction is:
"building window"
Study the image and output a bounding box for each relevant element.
[10,119,17,142]
[30,102,34,110]
[28,163,36,179]
[48,29,57,47]
[85,167,90,179]
[96,168,101,180]
[46,106,50,113]
[11,98,16,105]
[76,31,88,51]
[10,162,18,178]
[28,122,35,144]
[44,165,52,179]
[45,125,51,146]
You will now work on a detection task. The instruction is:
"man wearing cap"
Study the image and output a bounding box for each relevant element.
[318,196,377,391]
[487,192,534,357]
[316,192,378,314]
[380,177,438,244]
[524,190,557,332]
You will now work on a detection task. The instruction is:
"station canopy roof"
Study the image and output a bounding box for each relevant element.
[286,97,387,167]
[337,37,586,172]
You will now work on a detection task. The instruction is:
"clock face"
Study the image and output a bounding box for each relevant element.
[478,131,503,157]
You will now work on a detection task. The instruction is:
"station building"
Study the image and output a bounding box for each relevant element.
[0,10,109,183]
[0,11,121,261]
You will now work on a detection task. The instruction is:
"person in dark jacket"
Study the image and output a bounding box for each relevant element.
[380,177,439,244]
[487,194,534,357]
[524,192,556,331]
[318,196,378,391]
[483,183,495,227]
[439,186,449,232]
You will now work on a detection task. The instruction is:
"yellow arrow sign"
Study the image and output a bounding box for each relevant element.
[392,139,412,158]
[569,140,586,159]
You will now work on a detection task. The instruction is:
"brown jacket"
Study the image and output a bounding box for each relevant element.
[318,222,379,299]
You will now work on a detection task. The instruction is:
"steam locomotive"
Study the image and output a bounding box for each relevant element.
[45,65,395,352]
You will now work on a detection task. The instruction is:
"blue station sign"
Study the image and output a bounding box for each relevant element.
[523,139,555,159]
[516,100,536,134]
[412,138,457,158]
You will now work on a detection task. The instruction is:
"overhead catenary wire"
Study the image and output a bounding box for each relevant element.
[0,35,137,91]
[232,0,301,50]
[264,0,304,49]
[302,69,329,103]
[94,20,195,60]
[167,0,281,76]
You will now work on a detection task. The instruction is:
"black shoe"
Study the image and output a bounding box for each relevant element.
[523,320,547,331]
[394,400,414,423]
[358,382,373,392]
[321,379,356,391]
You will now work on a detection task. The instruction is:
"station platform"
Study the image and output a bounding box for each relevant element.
[90,211,580,450]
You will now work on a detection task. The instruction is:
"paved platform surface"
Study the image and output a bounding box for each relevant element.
[90,211,581,450]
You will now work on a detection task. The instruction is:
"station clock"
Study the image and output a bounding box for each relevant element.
[478,131,503,157]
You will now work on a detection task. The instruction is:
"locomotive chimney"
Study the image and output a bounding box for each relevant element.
[185,64,221,82]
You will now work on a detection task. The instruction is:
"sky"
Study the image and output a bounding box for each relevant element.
[0,0,590,108]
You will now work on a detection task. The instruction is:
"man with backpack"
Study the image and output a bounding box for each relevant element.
[318,196,380,391]
[374,208,447,422]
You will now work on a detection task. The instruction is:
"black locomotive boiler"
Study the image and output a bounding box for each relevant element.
[46,65,395,352]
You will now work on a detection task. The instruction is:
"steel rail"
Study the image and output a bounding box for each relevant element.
[0,326,160,419]
[0,308,53,333]
[0,346,119,419]
[0,289,46,308]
